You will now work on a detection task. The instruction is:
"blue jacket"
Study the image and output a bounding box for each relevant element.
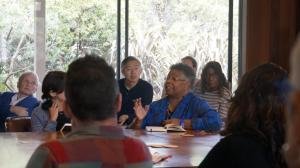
[0,92,39,132]
[142,92,221,131]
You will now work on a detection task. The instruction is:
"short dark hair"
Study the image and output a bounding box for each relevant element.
[223,63,289,167]
[181,56,197,69]
[170,63,195,87]
[65,54,118,122]
[200,61,229,93]
[121,56,141,69]
[41,71,65,110]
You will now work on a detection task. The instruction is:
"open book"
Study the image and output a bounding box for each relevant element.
[146,124,186,132]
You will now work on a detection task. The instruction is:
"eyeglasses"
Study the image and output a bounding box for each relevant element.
[165,76,187,82]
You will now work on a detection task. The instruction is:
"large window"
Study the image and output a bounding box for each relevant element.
[128,0,239,99]
[0,0,240,100]
[46,0,117,71]
[0,0,34,91]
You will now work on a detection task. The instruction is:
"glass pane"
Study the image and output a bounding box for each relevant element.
[46,0,117,71]
[232,0,239,92]
[129,0,238,100]
[0,0,34,92]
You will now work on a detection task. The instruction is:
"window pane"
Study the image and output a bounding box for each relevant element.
[232,0,239,91]
[129,0,239,100]
[46,0,117,71]
[0,0,34,91]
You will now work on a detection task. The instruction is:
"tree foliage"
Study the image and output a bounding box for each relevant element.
[0,0,238,99]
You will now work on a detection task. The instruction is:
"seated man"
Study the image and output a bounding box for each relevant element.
[118,56,153,126]
[285,36,300,168]
[135,63,221,131]
[0,72,39,132]
[26,54,152,167]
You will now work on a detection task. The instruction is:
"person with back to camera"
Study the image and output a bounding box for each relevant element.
[0,71,39,132]
[31,71,70,132]
[134,63,221,131]
[199,63,289,168]
[285,36,300,168]
[194,61,232,126]
[26,54,152,168]
[118,56,153,126]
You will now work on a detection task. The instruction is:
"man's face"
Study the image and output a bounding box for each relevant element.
[18,74,38,96]
[122,60,142,83]
[286,91,300,168]
[165,69,190,97]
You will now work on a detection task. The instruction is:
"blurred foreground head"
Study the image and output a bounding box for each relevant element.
[285,36,300,168]
[65,54,119,122]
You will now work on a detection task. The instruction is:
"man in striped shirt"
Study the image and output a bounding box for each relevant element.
[26,55,152,168]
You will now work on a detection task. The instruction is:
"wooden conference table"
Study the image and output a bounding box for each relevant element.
[0,129,221,168]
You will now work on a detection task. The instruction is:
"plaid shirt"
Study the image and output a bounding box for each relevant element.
[26,125,153,168]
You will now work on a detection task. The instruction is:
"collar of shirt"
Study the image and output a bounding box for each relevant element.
[10,93,28,106]
[65,125,125,139]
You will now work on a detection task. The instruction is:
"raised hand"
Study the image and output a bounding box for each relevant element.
[49,100,59,121]
[133,98,147,120]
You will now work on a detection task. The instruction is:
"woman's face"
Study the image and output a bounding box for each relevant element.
[165,69,190,98]
[56,91,66,102]
[206,68,220,91]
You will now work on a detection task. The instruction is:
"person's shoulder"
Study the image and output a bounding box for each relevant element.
[123,136,151,155]
[118,78,125,86]
[124,136,147,146]
[0,92,15,98]
[26,95,40,103]
[32,104,45,114]
[189,92,206,102]
[220,133,265,151]
[151,97,166,106]
[221,87,232,97]
[138,79,153,88]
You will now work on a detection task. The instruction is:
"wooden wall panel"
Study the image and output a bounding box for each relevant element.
[245,0,299,72]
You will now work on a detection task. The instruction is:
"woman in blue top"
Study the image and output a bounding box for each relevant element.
[31,71,70,132]
[0,72,39,132]
[134,63,221,131]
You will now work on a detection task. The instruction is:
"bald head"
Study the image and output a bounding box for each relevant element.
[291,36,300,91]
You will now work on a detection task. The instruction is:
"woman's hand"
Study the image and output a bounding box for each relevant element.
[49,100,59,121]
[133,98,147,120]
[163,119,180,126]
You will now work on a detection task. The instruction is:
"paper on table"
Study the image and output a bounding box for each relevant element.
[147,143,179,148]
[146,126,167,132]
[152,152,172,163]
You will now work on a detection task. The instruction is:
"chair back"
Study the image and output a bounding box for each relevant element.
[5,117,32,132]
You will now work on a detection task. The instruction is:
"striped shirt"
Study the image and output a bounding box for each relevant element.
[195,87,231,124]
[26,125,153,168]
